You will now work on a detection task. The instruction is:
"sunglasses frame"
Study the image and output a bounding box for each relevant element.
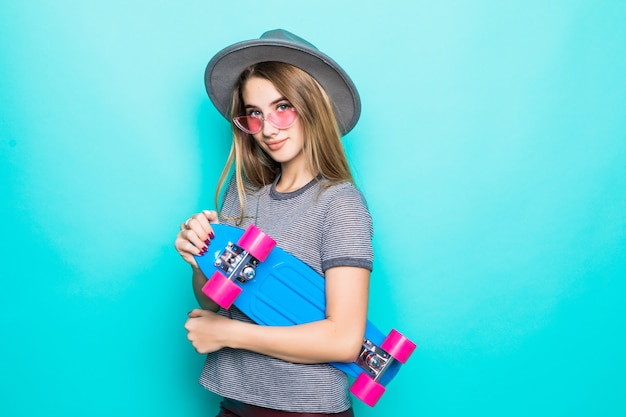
[233,107,298,135]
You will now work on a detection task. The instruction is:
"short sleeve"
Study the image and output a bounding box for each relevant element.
[320,184,374,272]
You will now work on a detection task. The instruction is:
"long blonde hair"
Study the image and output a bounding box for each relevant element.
[214,62,354,223]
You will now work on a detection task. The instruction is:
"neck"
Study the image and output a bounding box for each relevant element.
[276,165,315,193]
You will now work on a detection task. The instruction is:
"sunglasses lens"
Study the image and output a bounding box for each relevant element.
[234,116,262,134]
[233,108,297,134]
[267,108,297,129]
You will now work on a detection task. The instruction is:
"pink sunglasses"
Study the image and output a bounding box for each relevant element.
[233,107,298,134]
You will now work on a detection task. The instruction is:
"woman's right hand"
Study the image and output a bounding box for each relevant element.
[174,210,219,267]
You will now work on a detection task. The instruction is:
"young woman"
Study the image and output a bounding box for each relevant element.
[174,29,373,417]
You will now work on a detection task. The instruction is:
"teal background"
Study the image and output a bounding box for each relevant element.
[1,1,625,416]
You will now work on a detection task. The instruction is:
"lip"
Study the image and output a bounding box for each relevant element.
[265,138,287,151]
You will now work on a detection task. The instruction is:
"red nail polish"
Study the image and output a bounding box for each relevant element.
[209,232,215,239]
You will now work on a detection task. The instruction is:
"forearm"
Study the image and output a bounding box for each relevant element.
[191,266,220,312]
[224,316,365,364]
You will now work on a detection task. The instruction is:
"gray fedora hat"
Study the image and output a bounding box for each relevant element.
[204,29,361,136]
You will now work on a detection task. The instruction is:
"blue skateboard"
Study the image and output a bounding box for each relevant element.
[195,223,416,407]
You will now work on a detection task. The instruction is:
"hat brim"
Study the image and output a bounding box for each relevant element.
[205,39,361,136]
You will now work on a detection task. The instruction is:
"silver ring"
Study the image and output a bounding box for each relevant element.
[184,218,192,228]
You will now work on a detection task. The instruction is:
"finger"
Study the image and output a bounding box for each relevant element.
[180,215,196,231]
[174,234,202,256]
[183,229,209,252]
[202,211,219,242]
[186,215,213,242]
[190,220,217,247]
[203,210,220,224]
[187,309,203,318]
[174,236,206,267]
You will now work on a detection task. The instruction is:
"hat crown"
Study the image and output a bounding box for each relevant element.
[260,29,318,50]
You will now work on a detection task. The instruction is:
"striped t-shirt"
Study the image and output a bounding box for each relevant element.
[198,175,373,413]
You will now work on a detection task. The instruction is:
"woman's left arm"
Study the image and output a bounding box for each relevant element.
[185,265,369,363]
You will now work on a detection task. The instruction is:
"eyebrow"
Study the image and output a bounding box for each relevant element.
[244,97,289,110]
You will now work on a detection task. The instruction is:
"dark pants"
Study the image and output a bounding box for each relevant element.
[216,398,355,417]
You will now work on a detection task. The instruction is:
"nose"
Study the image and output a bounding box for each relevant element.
[261,116,279,137]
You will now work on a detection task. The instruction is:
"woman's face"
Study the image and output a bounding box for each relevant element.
[241,76,306,170]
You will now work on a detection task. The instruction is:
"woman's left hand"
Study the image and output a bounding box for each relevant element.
[184,309,230,354]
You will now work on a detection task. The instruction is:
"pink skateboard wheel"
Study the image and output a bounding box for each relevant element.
[202,271,243,309]
[238,224,276,262]
[350,372,386,407]
[380,329,417,364]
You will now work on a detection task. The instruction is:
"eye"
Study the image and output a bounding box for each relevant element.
[276,102,294,112]
[247,109,262,117]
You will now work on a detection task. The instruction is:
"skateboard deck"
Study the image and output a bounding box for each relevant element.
[195,223,416,407]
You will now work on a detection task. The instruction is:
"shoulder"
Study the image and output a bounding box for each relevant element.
[316,181,371,224]
[319,181,369,208]
[318,181,373,238]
